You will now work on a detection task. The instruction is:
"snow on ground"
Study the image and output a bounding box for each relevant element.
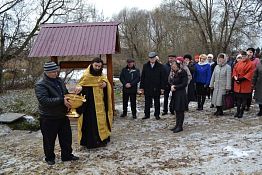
[0,92,262,174]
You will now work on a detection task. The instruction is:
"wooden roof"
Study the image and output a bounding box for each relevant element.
[28,22,120,57]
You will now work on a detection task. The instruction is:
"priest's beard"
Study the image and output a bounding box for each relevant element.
[90,65,103,76]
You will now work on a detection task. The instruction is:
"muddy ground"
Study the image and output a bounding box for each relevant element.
[0,93,262,174]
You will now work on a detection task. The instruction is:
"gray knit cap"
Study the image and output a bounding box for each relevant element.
[43,61,59,72]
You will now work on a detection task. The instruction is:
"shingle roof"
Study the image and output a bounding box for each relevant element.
[28,22,120,57]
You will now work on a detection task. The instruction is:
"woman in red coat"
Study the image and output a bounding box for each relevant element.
[233,51,255,118]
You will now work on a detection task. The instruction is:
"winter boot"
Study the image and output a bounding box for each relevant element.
[257,105,262,116]
[238,108,245,118]
[218,106,224,116]
[197,96,202,110]
[200,95,206,110]
[234,106,240,117]
[170,116,178,131]
[214,107,219,116]
[120,113,127,118]
[173,112,184,133]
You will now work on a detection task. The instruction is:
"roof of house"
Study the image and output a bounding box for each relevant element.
[28,22,120,57]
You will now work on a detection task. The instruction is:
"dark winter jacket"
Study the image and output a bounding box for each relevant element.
[140,61,165,96]
[169,69,188,92]
[120,66,140,94]
[211,61,217,74]
[35,74,68,119]
[187,62,197,101]
[169,69,188,111]
[253,61,262,103]
[163,62,172,90]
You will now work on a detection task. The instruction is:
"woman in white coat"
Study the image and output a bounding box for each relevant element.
[209,53,232,116]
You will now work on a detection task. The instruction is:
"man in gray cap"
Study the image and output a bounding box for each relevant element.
[119,58,140,119]
[35,61,79,165]
[139,52,165,120]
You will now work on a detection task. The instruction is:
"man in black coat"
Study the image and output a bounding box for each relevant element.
[139,52,165,120]
[120,58,140,119]
[162,52,176,115]
[35,62,79,165]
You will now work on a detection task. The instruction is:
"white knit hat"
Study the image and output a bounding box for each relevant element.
[236,54,242,59]
[207,54,214,59]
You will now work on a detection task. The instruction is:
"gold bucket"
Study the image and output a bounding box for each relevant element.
[64,94,86,118]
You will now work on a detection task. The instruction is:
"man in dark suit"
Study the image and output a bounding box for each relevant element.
[139,52,165,120]
[119,58,140,119]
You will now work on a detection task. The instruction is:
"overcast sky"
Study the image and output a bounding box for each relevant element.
[88,0,163,18]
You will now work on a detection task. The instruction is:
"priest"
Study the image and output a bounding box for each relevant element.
[75,57,113,148]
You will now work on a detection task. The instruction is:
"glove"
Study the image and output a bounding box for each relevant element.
[236,77,245,84]
[237,77,246,82]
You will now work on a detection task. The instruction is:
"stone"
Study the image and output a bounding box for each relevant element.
[0,113,25,123]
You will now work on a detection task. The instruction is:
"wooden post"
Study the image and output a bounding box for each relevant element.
[106,54,115,114]
[50,56,58,64]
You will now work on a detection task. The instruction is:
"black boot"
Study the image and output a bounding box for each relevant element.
[155,115,161,120]
[142,116,150,119]
[197,96,202,110]
[120,113,127,118]
[257,105,262,116]
[173,112,184,133]
[234,106,240,117]
[200,96,206,110]
[218,106,224,116]
[170,116,178,131]
[214,107,219,116]
[238,108,244,118]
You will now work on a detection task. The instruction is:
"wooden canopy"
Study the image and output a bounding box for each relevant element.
[29,22,121,111]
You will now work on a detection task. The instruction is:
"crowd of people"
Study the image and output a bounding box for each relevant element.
[119,47,262,133]
[35,47,262,165]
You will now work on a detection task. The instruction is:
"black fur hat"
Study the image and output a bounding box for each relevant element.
[247,47,255,53]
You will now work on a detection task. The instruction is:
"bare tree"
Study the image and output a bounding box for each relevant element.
[0,0,95,92]
[177,0,261,55]
[0,0,22,14]
[115,8,150,61]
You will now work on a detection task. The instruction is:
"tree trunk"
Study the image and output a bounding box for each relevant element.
[0,63,3,93]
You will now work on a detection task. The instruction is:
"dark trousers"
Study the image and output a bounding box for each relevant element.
[246,93,252,108]
[197,95,206,109]
[196,83,207,109]
[175,111,185,128]
[236,96,247,110]
[40,117,73,161]
[258,104,262,114]
[145,95,160,117]
[122,92,137,116]
[163,89,170,113]
[207,87,212,99]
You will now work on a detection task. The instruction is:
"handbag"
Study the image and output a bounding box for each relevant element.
[222,92,234,110]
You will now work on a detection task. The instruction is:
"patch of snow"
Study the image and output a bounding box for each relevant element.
[23,115,35,124]
[223,146,256,158]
